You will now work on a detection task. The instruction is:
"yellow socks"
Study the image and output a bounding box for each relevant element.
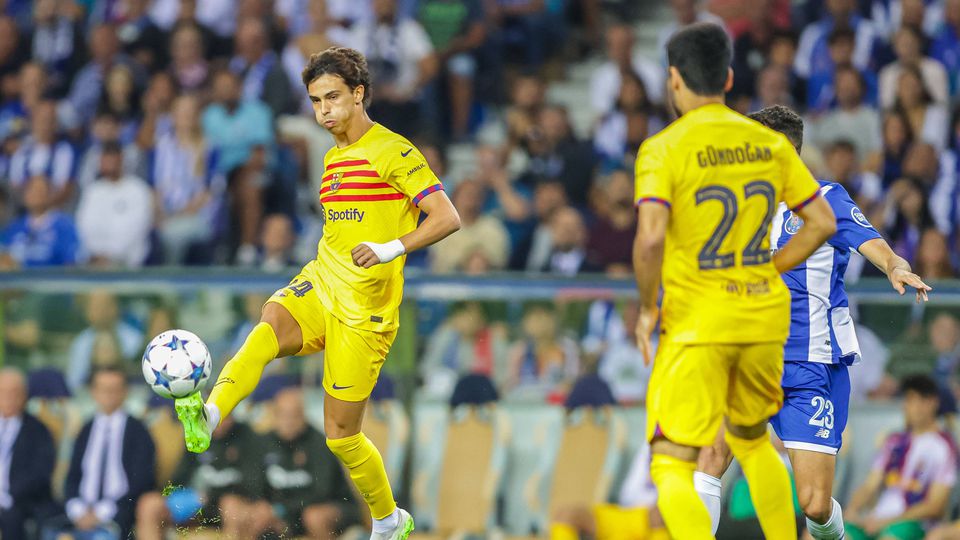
[208,322,280,421]
[725,431,797,540]
[650,454,714,539]
[326,432,396,519]
[549,523,579,540]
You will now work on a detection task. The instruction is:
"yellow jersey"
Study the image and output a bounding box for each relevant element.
[314,122,442,332]
[634,103,819,344]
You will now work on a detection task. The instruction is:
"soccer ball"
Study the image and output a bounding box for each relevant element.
[142,330,212,399]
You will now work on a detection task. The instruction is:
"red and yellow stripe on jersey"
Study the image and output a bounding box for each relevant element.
[314,122,443,331]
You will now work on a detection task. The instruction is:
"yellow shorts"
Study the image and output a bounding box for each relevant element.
[593,505,669,540]
[646,342,784,447]
[266,263,397,402]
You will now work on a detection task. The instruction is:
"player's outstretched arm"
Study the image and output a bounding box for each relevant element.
[772,195,836,273]
[858,238,931,303]
[351,190,461,268]
[633,201,669,365]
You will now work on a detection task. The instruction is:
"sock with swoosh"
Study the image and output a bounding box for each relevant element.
[207,322,280,422]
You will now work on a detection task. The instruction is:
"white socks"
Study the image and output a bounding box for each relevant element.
[806,498,845,540]
[694,471,723,534]
[204,403,221,433]
[372,508,400,533]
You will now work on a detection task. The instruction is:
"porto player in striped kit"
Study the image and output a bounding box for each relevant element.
[174,47,461,540]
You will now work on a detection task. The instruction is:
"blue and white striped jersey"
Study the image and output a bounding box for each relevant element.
[771,181,881,365]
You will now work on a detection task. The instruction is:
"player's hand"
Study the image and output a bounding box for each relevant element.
[75,512,99,530]
[889,267,931,303]
[636,306,659,366]
[351,244,381,268]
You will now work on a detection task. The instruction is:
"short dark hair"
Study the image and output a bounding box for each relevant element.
[666,22,732,96]
[301,47,372,106]
[901,374,939,399]
[101,140,123,155]
[826,139,856,155]
[748,105,804,152]
[827,25,856,45]
[90,365,127,386]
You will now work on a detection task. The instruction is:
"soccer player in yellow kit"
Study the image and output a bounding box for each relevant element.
[632,24,837,539]
[174,47,461,540]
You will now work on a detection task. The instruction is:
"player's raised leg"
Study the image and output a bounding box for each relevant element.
[176,300,302,453]
[790,450,844,539]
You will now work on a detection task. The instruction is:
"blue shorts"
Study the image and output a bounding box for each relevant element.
[770,361,850,455]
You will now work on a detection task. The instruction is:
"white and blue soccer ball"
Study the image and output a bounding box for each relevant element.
[142,330,212,399]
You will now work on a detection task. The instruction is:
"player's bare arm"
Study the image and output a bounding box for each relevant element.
[632,200,669,365]
[858,238,931,302]
[351,190,461,268]
[772,195,836,273]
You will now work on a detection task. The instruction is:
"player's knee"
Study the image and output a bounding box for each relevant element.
[552,505,590,528]
[260,303,302,356]
[697,441,732,477]
[797,487,833,524]
[136,492,167,522]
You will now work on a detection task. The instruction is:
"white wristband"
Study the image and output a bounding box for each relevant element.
[361,239,406,264]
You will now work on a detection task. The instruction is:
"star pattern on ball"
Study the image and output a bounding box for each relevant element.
[163,335,190,351]
[152,369,171,389]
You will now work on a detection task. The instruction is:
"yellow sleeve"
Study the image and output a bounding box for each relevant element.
[778,136,820,210]
[634,138,673,208]
[381,143,444,206]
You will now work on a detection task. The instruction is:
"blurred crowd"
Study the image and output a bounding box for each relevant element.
[0,0,954,278]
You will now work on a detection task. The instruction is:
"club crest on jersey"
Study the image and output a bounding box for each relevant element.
[851,207,871,228]
[784,212,804,235]
[330,172,342,192]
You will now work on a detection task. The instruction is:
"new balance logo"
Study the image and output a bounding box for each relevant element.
[815,428,831,439]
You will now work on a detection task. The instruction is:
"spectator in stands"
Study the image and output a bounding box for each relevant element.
[915,228,956,280]
[98,64,140,144]
[430,179,509,273]
[168,22,210,93]
[582,301,651,404]
[256,388,360,539]
[870,0,944,40]
[486,0,559,71]
[929,313,960,384]
[883,177,934,262]
[551,442,667,540]
[69,24,138,127]
[135,71,176,149]
[730,11,791,103]
[67,290,143,392]
[750,64,795,112]
[76,141,153,268]
[590,24,664,120]
[281,0,348,114]
[230,17,296,118]
[421,302,509,398]
[522,105,597,204]
[0,17,27,80]
[114,0,168,73]
[867,111,915,188]
[202,69,275,265]
[473,146,532,246]
[8,99,76,207]
[824,139,884,212]
[893,65,950,150]
[529,206,596,276]
[151,94,222,265]
[504,303,580,402]
[879,25,949,109]
[794,0,881,79]
[77,110,144,188]
[54,366,155,540]
[348,0,437,137]
[585,170,635,274]
[845,374,956,539]
[656,0,726,66]
[500,75,545,154]
[517,181,567,269]
[418,0,486,140]
[258,213,297,272]
[0,368,57,540]
[930,0,959,99]
[808,65,882,161]
[30,0,84,93]
[136,415,270,540]
[0,176,79,269]
[807,26,879,112]
[594,73,662,170]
